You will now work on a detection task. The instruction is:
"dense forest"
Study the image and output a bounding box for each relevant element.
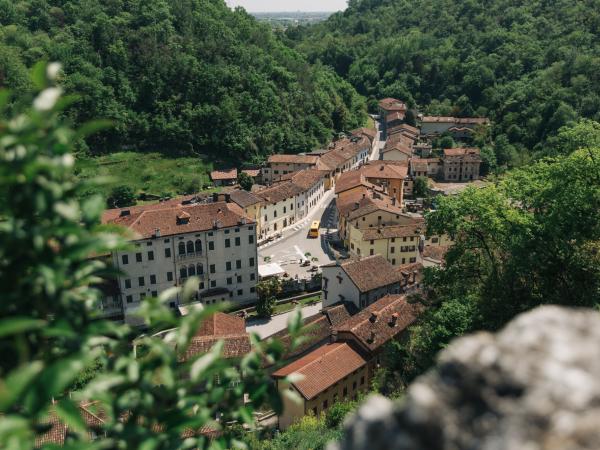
[289,0,600,161]
[0,0,366,160]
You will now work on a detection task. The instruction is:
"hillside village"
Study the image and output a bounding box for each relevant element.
[93,97,489,432]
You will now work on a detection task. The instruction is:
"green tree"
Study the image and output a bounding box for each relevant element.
[413,176,429,198]
[238,171,253,191]
[256,278,282,318]
[107,184,136,208]
[0,65,305,450]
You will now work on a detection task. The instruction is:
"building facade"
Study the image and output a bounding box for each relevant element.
[442,148,482,181]
[102,201,259,323]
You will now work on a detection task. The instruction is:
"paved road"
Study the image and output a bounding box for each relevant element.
[246,301,323,339]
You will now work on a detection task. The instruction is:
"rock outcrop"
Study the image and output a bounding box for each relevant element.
[333,306,600,450]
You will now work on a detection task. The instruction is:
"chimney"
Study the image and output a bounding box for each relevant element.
[369,312,379,323]
[154,228,161,237]
[389,312,399,326]
[331,330,338,343]
[120,210,131,217]
[392,197,397,206]
[412,270,418,284]
[353,202,360,210]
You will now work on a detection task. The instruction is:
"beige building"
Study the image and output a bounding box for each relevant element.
[273,342,369,430]
[348,222,424,267]
[409,158,442,178]
[101,201,259,323]
[321,255,402,309]
[255,169,325,240]
[442,148,482,181]
[420,116,489,138]
[261,154,323,184]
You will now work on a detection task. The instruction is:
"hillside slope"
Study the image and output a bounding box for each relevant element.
[0,0,366,160]
[290,0,600,159]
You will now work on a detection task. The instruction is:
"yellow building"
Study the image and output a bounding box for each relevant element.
[348,222,423,266]
[226,190,264,237]
[272,343,369,430]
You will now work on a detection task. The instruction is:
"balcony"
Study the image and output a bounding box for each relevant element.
[177,251,203,261]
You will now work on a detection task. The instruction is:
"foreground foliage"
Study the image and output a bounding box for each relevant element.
[387,143,600,386]
[0,0,366,160]
[0,66,303,450]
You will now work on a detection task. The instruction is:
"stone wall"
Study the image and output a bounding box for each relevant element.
[332,306,600,450]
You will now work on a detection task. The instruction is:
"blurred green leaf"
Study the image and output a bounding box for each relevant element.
[0,318,46,338]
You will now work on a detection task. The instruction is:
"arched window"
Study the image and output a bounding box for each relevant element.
[180,267,187,279]
[186,241,194,254]
[178,242,186,255]
[195,239,202,253]
[197,263,204,275]
[188,265,196,276]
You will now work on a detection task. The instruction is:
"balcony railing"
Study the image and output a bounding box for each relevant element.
[177,251,203,261]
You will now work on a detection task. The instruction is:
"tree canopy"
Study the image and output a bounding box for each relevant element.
[289,0,600,163]
[0,0,366,161]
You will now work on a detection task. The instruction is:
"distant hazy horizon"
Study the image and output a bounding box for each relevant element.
[226,0,347,12]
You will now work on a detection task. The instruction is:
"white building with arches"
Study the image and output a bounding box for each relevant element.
[101,200,259,323]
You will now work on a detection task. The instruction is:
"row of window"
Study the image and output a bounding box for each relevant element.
[124,285,257,304]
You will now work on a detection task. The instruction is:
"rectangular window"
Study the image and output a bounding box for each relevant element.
[360,376,365,385]
[227,277,232,285]
[370,249,374,256]
[249,235,254,244]
[250,273,255,281]
[250,286,256,293]
[225,229,230,234]
[148,251,154,261]
[138,277,145,287]
[150,274,156,285]
[225,238,231,248]
[208,241,214,251]
[122,254,129,265]
[126,295,133,303]
[237,289,243,296]
[167,272,173,282]
[237,275,242,283]
[235,237,240,246]
[165,248,171,258]
[235,228,240,233]
[151,290,157,297]
[391,247,395,253]
[210,280,216,287]
[226,261,232,271]
[210,264,216,274]
[124,279,131,289]
[136,253,142,262]
[323,400,328,410]
[140,293,146,300]
[236,260,241,269]
[249,257,255,267]
[164,239,170,243]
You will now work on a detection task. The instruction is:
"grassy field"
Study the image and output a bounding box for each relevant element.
[76,152,217,201]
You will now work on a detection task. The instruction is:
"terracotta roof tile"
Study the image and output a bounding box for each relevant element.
[103,201,252,239]
[360,222,424,241]
[346,194,404,221]
[361,161,408,180]
[379,98,407,112]
[210,168,238,181]
[337,255,401,293]
[421,116,489,124]
[228,189,262,208]
[241,168,260,177]
[268,154,320,164]
[335,294,422,352]
[272,343,366,399]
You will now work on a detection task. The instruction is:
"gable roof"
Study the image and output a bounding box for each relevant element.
[103,201,252,239]
[267,154,320,165]
[210,168,238,181]
[334,255,401,293]
[443,147,481,157]
[351,127,377,141]
[361,161,408,180]
[379,98,407,112]
[228,189,262,208]
[335,294,422,352]
[241,168,261,177]
[335,170,377,195]
[182,312,251,361]
[272,343,366,400]
[421,116,489,125]
[346,194,404,221]
[360,223,424,241]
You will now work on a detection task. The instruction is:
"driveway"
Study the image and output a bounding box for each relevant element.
[246,301,323,339]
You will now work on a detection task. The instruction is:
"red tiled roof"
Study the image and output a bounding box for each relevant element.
[268,154,320,165]
[272,343,366,399]
[210,168,238,181]
[336,255,401,293]
[335,294,422,352]
[103,201,253,239]
[351,127,377,141]
[359,223,424,241]
[256,180,303,204]
[443,147,481,157]
[346,194,404,221]
[386,111,406,123]
[182,312,251,361]
[422,245,450,263]
[228,189,262,208]
[242,168,261,177]
[379,98,407,112]
[361,161,408,180]
[335,170,377,195]
[35,401,106,446]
